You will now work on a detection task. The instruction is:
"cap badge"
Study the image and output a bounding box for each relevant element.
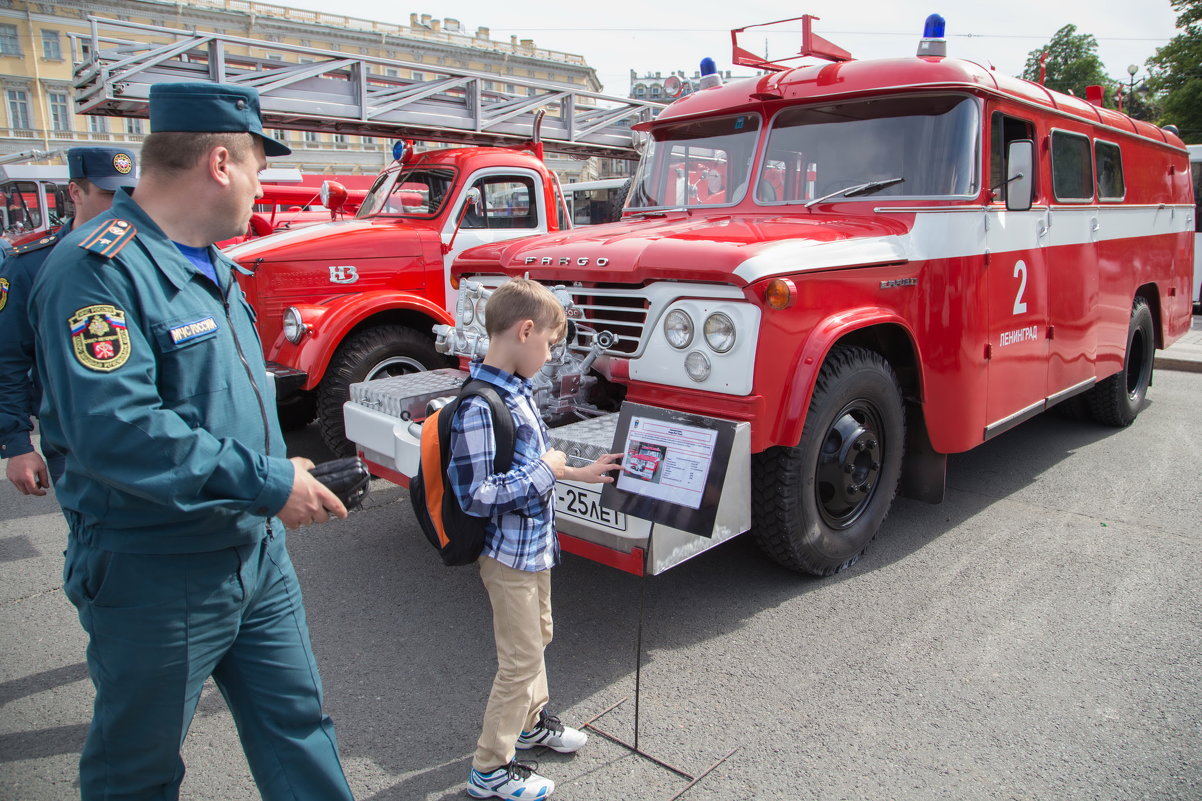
[113,153,133,174]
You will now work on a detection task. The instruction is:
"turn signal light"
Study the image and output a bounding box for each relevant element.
[765,278,796,309]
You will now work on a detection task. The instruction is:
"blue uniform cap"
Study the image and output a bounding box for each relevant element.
[67,147,138,191]
[148,82,292,157]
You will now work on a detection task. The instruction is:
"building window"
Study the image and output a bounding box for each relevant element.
[41,30,62,60]
[126,118,144,135]
[332,133,347,145]
[0,24,21,56]
[386,68,399,78]
[48,91,71,131]
[411,71,424,81]
[267,54,283,62]
[361,135,375,144]
[303,130,319,144]
[89,115,108,134]
[7,89,30,130]
[273,129,288,141]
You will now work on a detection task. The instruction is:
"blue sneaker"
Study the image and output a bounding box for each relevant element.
[467,760,554,800]
[516,710,588,754]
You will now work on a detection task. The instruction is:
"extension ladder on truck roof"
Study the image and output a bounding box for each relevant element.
[70,17,663,160]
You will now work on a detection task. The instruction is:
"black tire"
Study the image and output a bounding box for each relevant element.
[318,325,447,456]
[751,345,905,576]
[276,391,317,431]
[1086,297,1154,427]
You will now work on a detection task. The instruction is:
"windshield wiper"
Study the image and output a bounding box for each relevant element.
[804,177,905,208]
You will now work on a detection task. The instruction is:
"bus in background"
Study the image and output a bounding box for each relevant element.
[1189,145,1202,308]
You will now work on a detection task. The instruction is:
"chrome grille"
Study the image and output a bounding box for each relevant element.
[563,288,648,357]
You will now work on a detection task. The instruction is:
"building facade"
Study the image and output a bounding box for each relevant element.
[0,0,603,179]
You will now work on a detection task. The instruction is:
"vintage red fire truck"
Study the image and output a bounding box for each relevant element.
[344,15,1195,576]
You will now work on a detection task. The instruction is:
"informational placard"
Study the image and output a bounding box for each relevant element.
[600,402,737,537]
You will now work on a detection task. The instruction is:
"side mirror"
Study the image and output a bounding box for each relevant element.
[1005,140,1034,212]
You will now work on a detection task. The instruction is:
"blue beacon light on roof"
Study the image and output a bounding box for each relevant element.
[698,57,723,89]
[918,13,948,58]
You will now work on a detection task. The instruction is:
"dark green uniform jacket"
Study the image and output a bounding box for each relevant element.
[0,224,68,460]
[29,188,293,553]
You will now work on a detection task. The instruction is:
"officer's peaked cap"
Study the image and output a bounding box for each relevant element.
[148,82,291,157]
[67,147,138,191]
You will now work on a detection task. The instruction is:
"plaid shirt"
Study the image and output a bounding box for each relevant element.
[447,361,558,572]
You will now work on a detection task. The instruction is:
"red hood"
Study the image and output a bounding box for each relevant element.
[453,211,914,286]
[224,216,429,264]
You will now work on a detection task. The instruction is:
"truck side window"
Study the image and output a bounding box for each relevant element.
[1094,141,1125,201]
[989,112,1035,204]
[1193,161,1202,233]
[1051,130,1094,201]
[463,176,538,230]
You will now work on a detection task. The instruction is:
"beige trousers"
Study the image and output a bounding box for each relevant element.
[473,556,553,772]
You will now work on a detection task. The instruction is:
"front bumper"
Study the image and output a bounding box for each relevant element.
[343,368,752,575]
[266,361,307,398]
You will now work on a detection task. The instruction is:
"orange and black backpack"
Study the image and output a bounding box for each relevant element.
[410,380,515,566]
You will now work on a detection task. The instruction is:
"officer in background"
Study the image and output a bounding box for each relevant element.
[0,147,138,494]
[28,84,355,801]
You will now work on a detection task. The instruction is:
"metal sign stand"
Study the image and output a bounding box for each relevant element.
[580,530,739,800]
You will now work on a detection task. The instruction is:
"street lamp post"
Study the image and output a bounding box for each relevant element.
[1127,64,1140,118]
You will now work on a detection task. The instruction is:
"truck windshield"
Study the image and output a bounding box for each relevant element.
[757,94,979,204]
[627,114,762,210]
[356,166,456,218]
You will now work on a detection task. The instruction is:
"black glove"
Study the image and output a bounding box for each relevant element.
[309,457,370,509]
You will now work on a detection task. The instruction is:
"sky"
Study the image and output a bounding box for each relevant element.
[275,0,1182,96]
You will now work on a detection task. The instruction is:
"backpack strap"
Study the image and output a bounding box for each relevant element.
[438,379,517,475]
[459,379,516,473]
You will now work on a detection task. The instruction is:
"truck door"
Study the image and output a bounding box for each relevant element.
[1044,130,1100,398]
[442,170,547,301]
[984,112,1049,437]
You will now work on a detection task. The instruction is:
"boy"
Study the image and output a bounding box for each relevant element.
[449,277,621,800]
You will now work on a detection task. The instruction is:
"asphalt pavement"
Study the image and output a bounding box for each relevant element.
[2,320,1200,801]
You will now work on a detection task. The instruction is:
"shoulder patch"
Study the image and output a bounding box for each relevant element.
[69,304,131,372]
[12,232,59,256]
[78,219,137,259]
[0,276,8,313]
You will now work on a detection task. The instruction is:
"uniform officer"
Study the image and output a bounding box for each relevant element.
[28,83,355,801]
[0,146,138,494]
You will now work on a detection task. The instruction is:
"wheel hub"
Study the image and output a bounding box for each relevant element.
[816,405,883,528]
[366,356,425,381]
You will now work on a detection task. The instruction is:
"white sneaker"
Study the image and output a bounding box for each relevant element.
[516,710,588,754]
[468,760,554,800]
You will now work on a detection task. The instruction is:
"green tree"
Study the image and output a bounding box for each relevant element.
[1020,24,1114,102]
[1147,0,1202,142]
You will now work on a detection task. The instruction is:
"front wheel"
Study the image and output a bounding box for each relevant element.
[317,325,448,456]
[752,345,905,576]
[1086,297,1154,427]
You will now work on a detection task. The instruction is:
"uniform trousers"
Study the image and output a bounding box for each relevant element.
[472,555,553,772]
[63,528,353,801]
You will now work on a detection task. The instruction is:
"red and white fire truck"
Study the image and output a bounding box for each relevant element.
[344,15,1195,576]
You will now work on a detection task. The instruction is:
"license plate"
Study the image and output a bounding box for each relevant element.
[556,485,626,531]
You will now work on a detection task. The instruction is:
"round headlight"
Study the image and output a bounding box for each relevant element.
[461,293,475,325]
[684,350,711,382]
[664,309,694,349]
[704,312,736,353]
[282,306,306,344]
[475,297,487,327]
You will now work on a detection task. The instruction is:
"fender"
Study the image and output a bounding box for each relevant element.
[774,307,925,450]
[269,290,455,391]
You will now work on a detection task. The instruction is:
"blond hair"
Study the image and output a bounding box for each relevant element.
[485,277,566,339]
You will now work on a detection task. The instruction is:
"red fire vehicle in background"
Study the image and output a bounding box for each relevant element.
[225,139,576,453]
[344,14,1195,576]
